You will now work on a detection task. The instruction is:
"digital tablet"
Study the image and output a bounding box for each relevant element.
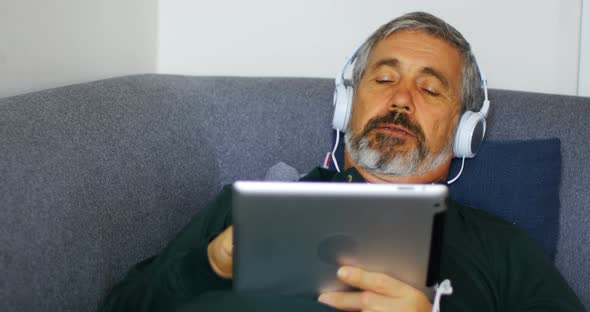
[232,181,448,298]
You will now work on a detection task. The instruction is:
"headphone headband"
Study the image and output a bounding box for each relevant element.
[473,55,489,117]
[335,43,364,87]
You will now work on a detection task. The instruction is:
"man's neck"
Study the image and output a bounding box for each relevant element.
[343,150,451,184]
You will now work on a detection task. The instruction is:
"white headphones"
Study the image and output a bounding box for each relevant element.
[332,44,490,159]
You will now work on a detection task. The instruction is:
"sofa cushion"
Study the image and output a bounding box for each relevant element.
[326,135,561,259]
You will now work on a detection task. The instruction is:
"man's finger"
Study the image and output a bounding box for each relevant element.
[318,291,363,311]
[337,266,411,297]
[319,291,393,312]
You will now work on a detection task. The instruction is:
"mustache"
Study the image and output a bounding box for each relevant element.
[362,112,425,142]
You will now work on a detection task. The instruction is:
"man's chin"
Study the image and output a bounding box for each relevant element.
[365,139,417,156]
[354,144,452,177]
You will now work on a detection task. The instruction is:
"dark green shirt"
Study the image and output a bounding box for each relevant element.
[100,167,584,312]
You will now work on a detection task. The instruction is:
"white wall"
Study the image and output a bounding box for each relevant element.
[159,0,582,96]
[0,0,158,98]
[579,0,590,97]
[1,1,585,98]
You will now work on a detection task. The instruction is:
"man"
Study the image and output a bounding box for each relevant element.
[100,12,584,312]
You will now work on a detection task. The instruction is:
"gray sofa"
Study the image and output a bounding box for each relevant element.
[1,74,589,311]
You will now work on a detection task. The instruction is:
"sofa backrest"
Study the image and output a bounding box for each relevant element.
[1,74,588,311]
[483,88,590,307]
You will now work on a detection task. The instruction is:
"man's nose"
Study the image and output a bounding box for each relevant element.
[388,84,414,113]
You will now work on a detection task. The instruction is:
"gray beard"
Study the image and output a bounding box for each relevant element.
[344,128,454,177]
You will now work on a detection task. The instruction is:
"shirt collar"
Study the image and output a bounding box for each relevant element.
[330,167,367,183]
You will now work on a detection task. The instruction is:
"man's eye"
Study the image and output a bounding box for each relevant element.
[423,88,440,96]
[376,79,394,84]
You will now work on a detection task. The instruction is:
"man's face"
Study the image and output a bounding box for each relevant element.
[345,31,463,176]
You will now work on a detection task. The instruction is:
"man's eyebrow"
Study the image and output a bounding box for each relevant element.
[421,67,450,88]
[370,58,400,71]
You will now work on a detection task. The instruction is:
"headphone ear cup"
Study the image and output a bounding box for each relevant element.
[332,85,354,131]
[453,111,487,158]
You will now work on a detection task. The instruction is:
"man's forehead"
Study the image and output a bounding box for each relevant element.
[367,31,463,80]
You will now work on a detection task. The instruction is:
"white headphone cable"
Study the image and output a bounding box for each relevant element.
[446,157,465,185]
[432,279,453,312]
[331,130,341,172]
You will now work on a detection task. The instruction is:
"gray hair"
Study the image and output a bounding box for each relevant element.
[352,12,484,113]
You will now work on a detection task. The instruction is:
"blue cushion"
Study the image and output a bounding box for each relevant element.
[448,139,560,260]
[326,133,561,260]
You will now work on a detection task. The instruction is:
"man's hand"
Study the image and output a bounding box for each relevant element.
[207,226,233,279]
[318,266,432,312]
